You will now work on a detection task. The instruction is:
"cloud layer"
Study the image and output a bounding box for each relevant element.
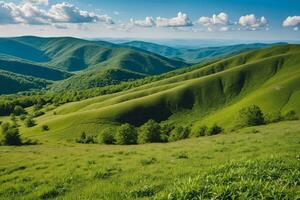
[0,1,114,25]
[239,14,267,29]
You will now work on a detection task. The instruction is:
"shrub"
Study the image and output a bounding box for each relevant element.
[207,124,223,136]
[140,157,157,165]
[41,125,49,131]
[169,126,190,142]
[284,110,299,121]
[76,132,95,144]
[265,111,283,123]
[98,129,115,144]
[193,125,207,137]
[239,105,265,127]
[115,123,137,145]
[13,106,26,116]
[130,185,157,198]
[24,117,35,128]
[32,110,45,118]
[1,122,21,145]
[138,119,161,144]
[19,114,27,121]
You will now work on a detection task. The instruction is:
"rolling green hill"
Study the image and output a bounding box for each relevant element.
[0,55,71,81]
[24,44,300,141]
[122,41,285,63]
[0,70,50,94]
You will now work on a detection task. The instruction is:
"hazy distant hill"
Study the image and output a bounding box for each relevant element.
[122,41,286,63]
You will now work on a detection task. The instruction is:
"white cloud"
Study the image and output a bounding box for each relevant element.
[294,27,299,31]
[0,1,114,25]
[113,11,119,15]
[131,16,155,27]
[156,12,192,27]
[197,12,229,26]
[24,0,48,5]
[239,14,268,28]
[219,26,229,32]
[283,16,300,27]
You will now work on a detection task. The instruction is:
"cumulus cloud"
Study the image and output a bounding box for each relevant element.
[131,16,155,27]
[24,0,48,5]
[0,1,114,25]
[156,12,192,27]
[239,14,268,28]
[197,12,229,26]
[283,16,300,27]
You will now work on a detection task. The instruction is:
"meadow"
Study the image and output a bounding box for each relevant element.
[0,121,299,199]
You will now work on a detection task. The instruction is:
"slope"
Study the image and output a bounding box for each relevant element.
[24,45,300,141]
[0,70,50,94]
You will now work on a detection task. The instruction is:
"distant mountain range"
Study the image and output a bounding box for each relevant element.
[0,36,285,94]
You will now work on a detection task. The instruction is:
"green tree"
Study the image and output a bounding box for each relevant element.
[24,117,35,128]
[13,106,26,116]
[207,124,223,136]
[98,129,115,144]
[1,122,21,145]
[169,126,190,142]
[138,119,161,144]
[115,123,137,145]
[239,105,265,127]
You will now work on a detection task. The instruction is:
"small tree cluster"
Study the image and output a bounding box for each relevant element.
[115,124,137,145]
[1,122,21,146]
[24,117,35,128]
[193,124,223,137]
[239,105,265,127]
[76,132,96,144]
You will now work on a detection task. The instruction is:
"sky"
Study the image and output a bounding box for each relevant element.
[0,0,299,41]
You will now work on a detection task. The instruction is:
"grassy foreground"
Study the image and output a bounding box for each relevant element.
[0,121,299,199]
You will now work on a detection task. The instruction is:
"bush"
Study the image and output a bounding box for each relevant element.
[265,111,283,123]
[284,110,299,121]
[169,126,190,142]
[13,106,26,116]
[1,122,21,145]
[207,124,223,136]
[24,117,35,128]
[76,132,95,144]
[239,105,265,127]
[193,125,207,137]
[98,129,115,144]
[41,125,49,131]
[32,110,45,118]
[138,119,161,144]
[115,123,137,145]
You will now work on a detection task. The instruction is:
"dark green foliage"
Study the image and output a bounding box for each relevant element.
[115,124,137,145]
[98,129,115,144]
[41,125,49,131]
[207,124,223,136]
[284,110,299,121]
[138,119,161,144]
[163,158,300,200]
[1,122,21,146]
[169,126,190,142]
[13,106,26,116]
[32,110,45,118]
[75,132,95,144]
[24,117,35,128]
[193,125,208,137]
[39,183,67,200]
[239,105,265,127]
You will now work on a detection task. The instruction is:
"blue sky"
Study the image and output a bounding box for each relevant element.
[0,0,299,41]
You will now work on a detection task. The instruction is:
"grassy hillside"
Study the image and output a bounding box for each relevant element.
[0,55,71,81]
[24,45,300,141]
[0,121,299,199]
[0,70,50,94]
[123,41,285,63]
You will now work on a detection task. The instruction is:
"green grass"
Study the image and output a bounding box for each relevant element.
[0,121,299,199]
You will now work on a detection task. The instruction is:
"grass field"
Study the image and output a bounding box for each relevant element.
[0,121,299,199]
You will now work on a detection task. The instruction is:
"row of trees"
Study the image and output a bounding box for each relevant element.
[76,120,224,145]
